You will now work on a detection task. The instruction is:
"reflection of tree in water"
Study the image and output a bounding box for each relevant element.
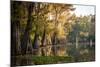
[67,43,95,62]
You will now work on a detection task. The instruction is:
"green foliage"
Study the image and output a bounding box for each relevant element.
[68,15,95,42]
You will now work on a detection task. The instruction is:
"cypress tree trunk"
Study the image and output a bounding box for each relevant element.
[51,32,57,56]
[11,21,21,66]
[21,3,34,55]
[32,32,40,55]
[20,2,35,66]
[41,29,47,56]
[11,1,22,56]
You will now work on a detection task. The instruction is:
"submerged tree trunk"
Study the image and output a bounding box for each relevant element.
[32,32,39,49]
[20,3,35,66]
[32,32,40,55]
[41,29,47,56]
[21,3,34,55]
[11,21,21,66]
[11,21,21,56]
[51,32,57,56]
[11,1,22,56]
[51,7,59,56]
[41,29,46,46]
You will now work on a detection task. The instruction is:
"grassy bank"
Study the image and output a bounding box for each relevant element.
[32,56,73,65]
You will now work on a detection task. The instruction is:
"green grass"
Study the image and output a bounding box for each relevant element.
[32,56,73,65]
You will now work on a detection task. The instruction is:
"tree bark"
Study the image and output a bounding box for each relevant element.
[11,21,21,56]
[11,20,21,66]
[21,3,34,55]
[41,29,47,56]
[32,32,40,55]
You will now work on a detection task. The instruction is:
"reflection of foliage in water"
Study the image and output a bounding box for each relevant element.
[13,44,95,66]
[67,44,95,62]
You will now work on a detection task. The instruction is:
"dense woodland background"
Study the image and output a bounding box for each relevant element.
[11,1,95,66]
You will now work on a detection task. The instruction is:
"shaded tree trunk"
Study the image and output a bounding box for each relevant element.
[51,10,58,53]
[11,21,21,66]
[32,32,39,49]
[32,3,42,55]
[21,3,34,55]
[51,32,57,56]
[51,7,59,56]
[11,21,21,56]
[20,3,35,66]
[32,32,40,55]
[41,29,46,46]
[11,1,22,56]
[41,29,47,56]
